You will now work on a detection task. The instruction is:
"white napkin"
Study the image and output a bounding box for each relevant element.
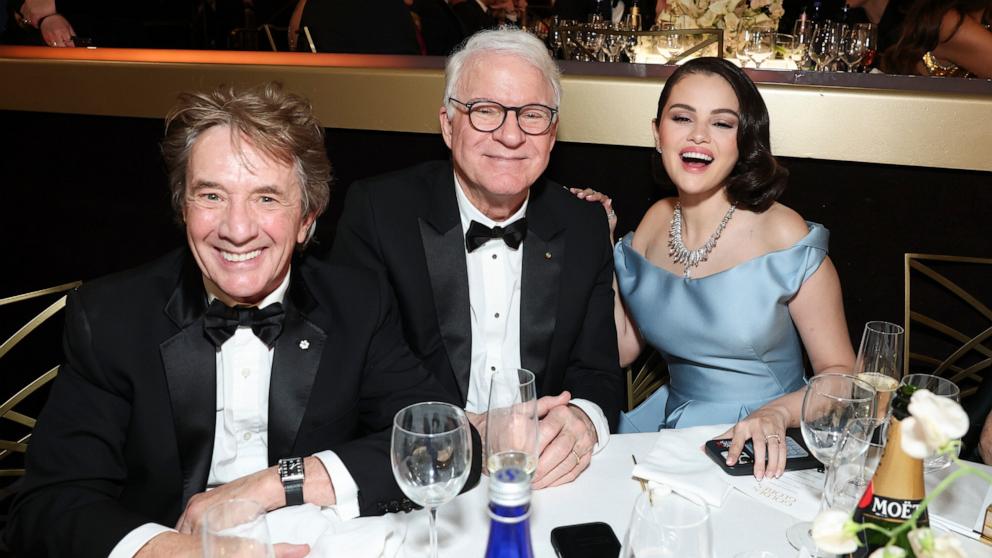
[266,504,406,558]
[631,424,733,508]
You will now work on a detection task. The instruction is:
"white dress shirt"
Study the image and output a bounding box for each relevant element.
[109,273,360,557]
[454,176,610,452]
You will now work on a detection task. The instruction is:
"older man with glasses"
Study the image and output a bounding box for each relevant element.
[332,28,623,489]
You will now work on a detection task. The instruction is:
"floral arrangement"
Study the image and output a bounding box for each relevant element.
[658,0,786,33]
[811,389,988,558]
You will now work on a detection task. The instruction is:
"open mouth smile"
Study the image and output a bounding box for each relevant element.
[220,249,262,262]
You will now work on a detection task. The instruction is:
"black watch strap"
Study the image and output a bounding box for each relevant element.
[278,457,305,507]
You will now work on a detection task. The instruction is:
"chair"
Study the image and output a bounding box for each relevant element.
[618,348,669,433]
[0,281,80,491]
[904,254,992,398]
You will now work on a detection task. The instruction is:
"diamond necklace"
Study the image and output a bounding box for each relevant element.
[667,201,737,278]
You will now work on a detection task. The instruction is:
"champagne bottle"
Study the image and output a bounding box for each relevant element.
[629,0,642,31]
[484,468,535,558]
[850,384,928,557]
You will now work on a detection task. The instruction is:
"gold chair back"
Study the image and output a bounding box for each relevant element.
[626,348,669,412]
[904,254,992,400]
[0,281,81,480]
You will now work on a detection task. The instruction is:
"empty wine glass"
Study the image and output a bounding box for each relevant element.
[792,17,817,70]
[486,368,538,476]
[201,499,274,558]
[900,374,961,472]
[775,33,798,69]
[809,22,841,71]
[822,417,887,512]
[741,29,775,69]
[854,321,904,420]
[391,402,472,558]
[786,373,876,551]
[839,24,868,71]
[622,489,713,558]
[602,24,628,63]
[654,30,682,64]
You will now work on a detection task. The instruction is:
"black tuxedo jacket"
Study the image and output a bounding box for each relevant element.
[331,161,623,431]
[7,249,481,558]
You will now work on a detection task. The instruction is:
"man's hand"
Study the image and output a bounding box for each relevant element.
[17,0,56,26]
[532,392,598,489]
[175,466,284,534]
[136,531,310,558]
[39,14,76,47]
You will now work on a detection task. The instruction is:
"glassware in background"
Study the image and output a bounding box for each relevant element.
[792,17,817,69]
[774,33,797,68]
[391,402,472,558]
[899,374,961,472]
[602,23,629,63]
[201,499,275,558]
[655,30,683,64]
[741,29,775,68]
[787,373,876,551]
[622,489,713,558]
[822,417,887,512]
[486,368,538,476]
[809,22,840,71]
[855,22,878,71]
[839,24,868,71]
[854,320,904,420]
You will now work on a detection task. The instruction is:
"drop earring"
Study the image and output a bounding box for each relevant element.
[656,145,663,154]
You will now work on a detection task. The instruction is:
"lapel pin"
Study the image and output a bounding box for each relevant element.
[299,340,310,350]
[544,252,552,260]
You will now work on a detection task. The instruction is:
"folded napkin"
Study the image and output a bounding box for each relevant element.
[631,424,734,508]
[266,504,406,558]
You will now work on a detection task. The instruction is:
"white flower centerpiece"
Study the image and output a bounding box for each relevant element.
[659,0,786,57]
[811,389,990,558]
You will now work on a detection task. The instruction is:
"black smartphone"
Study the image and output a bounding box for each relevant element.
[550,522,621,558]
[703,427,822,476]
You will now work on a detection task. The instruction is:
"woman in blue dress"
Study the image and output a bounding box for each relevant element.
[575,58,855,479]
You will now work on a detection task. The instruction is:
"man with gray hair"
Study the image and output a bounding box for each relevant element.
[332,29,623,488]
[7,82,480,558]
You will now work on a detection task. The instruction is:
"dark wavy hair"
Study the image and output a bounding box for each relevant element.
[881,0,990,75]
[654,57,788,212]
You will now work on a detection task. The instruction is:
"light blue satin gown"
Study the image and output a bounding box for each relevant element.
[614,222,829,432]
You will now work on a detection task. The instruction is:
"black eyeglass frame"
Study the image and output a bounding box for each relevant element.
[448,97,559,136]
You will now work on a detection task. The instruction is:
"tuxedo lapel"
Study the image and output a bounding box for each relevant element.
[268,274,325,464]
[160,256,216,508]
[520,180,565,380]
[420,169,472,402]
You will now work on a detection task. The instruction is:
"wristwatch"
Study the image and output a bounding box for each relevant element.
[278,457,305,506]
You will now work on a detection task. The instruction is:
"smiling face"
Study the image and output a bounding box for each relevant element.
[654,72,741,200]
[183,125,314,306]
[440,52,557,219]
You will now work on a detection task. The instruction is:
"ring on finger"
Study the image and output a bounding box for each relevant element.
[570,449,581,467]
[764,434,781,443]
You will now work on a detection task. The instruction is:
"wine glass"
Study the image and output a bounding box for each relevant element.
[201,499,274,558]
[622,489,713,558]
[775,33,797,69]
[787,373,876,551]
[900,374,961,472]
[485,368,538,476]
[792,18,817,70]
[839,24,868,71]
[855,22,878,71]
[602,23,628,63]
[809,22,840,71]
[822,417,887,512]
[741,29,775,69]
[854,320,904,420]
[391,402,472,558]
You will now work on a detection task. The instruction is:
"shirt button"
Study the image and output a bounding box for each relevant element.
[243,432,252,441]
[241,368,251,378]
[490,366,496,372]
[492,254,497,259]
[494,312,500,318]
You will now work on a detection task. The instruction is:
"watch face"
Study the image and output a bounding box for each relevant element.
[280,457,305,482]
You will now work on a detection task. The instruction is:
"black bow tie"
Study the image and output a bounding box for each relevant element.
[203,299,285,348]
[465,219,528,253]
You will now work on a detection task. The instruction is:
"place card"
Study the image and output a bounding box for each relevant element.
[726,469,824,520]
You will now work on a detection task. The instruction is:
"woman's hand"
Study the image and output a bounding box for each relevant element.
[716,405,790,480]
[39,14,76,47]
[568,187,617,240]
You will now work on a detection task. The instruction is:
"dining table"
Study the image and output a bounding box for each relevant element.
[269,431,992,557]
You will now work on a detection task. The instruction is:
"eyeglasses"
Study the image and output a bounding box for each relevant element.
[448,98,558,136]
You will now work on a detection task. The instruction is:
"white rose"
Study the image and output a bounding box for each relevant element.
[908,528,967,558]
[901,389,969,459]
[869,547,908,558]
[811,509,859,555]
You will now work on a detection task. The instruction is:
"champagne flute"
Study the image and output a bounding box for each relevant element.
[900,374,961,472]
[485,368,538,476]
[392,402,472,558]
[201,499,274,558]
[786,373,876,551]
[854,321,904,420]
[809,22,840,71]
[622,489,713,558]
[822,417,887,511]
